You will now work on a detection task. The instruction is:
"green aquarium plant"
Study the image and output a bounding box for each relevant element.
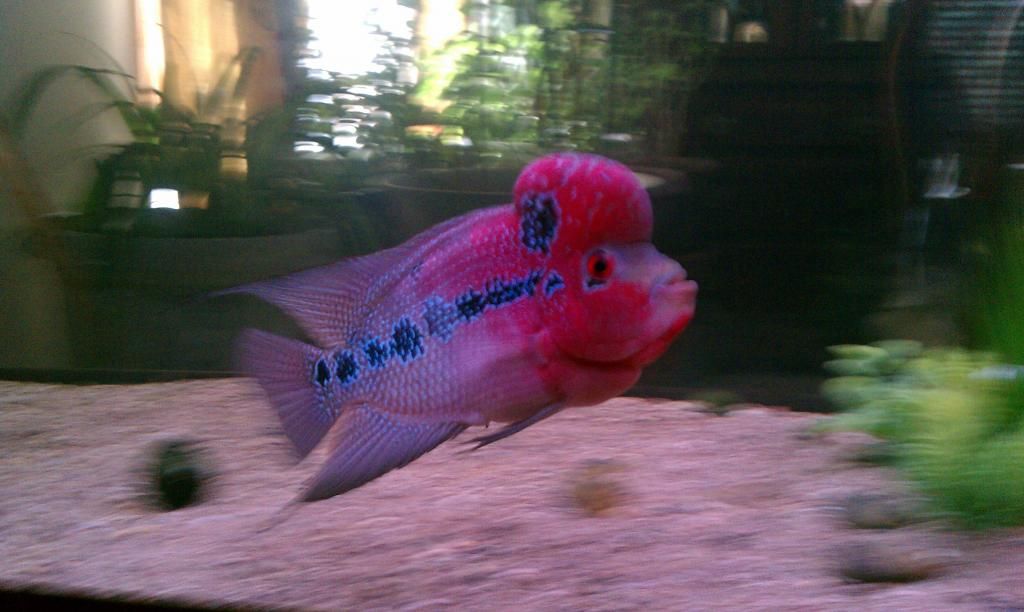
[819,171,1024,529]
[819,339,1024,528]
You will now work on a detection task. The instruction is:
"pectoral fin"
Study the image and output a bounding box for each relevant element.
[463,403,564,451]
[301,404,466,501]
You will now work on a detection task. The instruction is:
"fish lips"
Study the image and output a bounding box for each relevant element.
[628,271,697,367]
[654,269,698,315]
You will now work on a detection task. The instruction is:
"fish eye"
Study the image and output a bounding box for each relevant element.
[585,249,615,282]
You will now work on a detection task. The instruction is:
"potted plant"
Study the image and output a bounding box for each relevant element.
[2,45,346,371]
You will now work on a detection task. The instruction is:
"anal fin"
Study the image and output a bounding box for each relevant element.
[302,404,466,501]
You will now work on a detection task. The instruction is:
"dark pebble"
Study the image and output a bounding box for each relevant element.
[843,493,923,529]
[147,438,214,510]
[837,541,947,583]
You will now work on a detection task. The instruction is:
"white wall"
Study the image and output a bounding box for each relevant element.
[0,0,137,217]
[0,0,138,369]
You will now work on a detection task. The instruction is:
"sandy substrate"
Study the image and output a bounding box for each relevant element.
[1,379,1023,610]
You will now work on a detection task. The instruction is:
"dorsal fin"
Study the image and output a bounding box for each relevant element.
[215,206,507,347]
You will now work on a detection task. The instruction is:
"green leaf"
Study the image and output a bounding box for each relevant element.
[872,339,923,360]
[821,376,876,409]
[827,344,888,361]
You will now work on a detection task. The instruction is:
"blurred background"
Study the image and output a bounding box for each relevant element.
[1,0,1023,407]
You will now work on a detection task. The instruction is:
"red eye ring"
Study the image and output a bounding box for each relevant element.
[586,249,614,281]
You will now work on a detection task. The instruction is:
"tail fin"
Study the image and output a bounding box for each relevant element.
[237,329,339,459]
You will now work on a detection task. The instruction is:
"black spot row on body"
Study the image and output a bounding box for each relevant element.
[314,358,331,387]
[335,352,358,384]
[454,271,541,324]
[392,318,425,362]
[520,193,558,254]
[313,350,360,389]
[363,317,426,369]
[363,338,391,369]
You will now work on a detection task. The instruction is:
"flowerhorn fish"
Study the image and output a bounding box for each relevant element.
[228,152,697,503]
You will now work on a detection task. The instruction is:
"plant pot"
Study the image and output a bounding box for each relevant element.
[33,210,342,372]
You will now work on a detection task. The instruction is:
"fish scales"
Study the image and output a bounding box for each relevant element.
[226,152,698,502]
[328,206,547,423]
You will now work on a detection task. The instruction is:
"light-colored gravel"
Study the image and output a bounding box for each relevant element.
[1,379,1022,610]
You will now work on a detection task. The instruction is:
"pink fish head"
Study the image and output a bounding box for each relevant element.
[514,153,697,367]
[512,155,696,372]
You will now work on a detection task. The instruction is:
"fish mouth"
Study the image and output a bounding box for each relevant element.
[654,270,698,309]
[624,307,694,368]
[619,271,697,368]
